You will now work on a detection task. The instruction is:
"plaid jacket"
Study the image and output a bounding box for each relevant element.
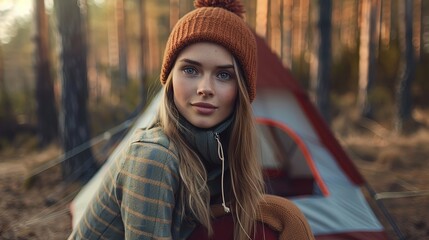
[68,127,196,240]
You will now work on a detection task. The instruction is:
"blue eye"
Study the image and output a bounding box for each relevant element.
[217,71,232,80]
[183,67,197,75]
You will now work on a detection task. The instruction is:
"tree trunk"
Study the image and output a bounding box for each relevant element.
[116,0,128,87]
[413,0,422,60]
[243,0,257,29]
[281,0,293,68]
[297,0,309,60]
[0,44,15,128]
[375,0,382,55]
[395,0,415,133]
[339,0,359,50]
[54,0,97,182]
[268,0,281,56]
[390,0,398,42]
[309,1,319,102]
[82,0,98,101]
[34,0,58,147]
[380,0,392,47]
[310,0,332,124]
[0,44,9,109]
[170,0,180,30]
[107,3,118,102]
[180,0,194,17]
[422,1,428,55]
[138,0,148,110]
[146,15,160,74]
[256,0,269,38]
[357,0,379,119]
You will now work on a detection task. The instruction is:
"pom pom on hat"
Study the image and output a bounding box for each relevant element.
[161,0,257,102]
[194,0,245,18]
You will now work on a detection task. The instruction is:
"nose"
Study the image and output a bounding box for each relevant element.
[197,75,214,96]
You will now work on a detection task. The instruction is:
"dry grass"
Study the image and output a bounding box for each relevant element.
[335,109,429,240]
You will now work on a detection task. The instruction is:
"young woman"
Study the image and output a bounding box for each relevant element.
[69,0,282,239]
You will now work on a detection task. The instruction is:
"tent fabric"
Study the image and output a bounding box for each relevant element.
[254,102,385,235]
[70,33,389,239]
[257,117,329,197]
[252,34,388,239]
[255,35,364,185]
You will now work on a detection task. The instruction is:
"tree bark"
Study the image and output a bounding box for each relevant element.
[34,0,58,147]
[281,0,293,68]
[357,0,379,119]
[138,0,148,110]
[309,1,319,102]
[0,44,14,126]
[180,0,194,17]
[256,0,269,38]
[0,43,8,107]
[422,1,428,55]
[116,0,128,87]
[54,0,97,182]
[413,0,422,60]
[390,0,398,42]
[244,0,257,29]
[170,0,180,30]
[310,0,332,124]
[146,14,160,74]
[339,0,359,50]
[395,0,415,133]
[380,0,392,47]
[268,0,281,56]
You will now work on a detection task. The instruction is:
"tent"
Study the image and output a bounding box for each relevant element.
[70,34,389,239]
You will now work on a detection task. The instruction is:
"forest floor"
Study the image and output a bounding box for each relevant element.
[332,107,429,240]
[1,109,429,240]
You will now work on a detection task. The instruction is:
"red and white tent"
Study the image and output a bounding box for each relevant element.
[253,34,388,239]
[70,34,389,239]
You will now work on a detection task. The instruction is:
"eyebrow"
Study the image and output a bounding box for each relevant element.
[179,58,234,69]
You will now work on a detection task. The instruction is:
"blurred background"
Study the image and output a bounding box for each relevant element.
[0,0,429,239]
[1,0,428,147]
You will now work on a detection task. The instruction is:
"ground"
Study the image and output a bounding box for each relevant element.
[1,111,429,240]
[332,108,429,240]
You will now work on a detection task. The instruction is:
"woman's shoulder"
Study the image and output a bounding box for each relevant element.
[131,126,171,147]
[114,126,181,193]
[124,126,179,164]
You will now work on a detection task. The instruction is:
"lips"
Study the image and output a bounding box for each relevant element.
[191,102,217,115]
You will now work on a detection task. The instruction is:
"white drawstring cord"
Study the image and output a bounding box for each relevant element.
[215,133,253,239]
[215,133,230,213]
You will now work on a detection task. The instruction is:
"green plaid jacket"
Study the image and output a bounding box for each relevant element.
[68,127,196,240]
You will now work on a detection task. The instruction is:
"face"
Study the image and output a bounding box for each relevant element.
[172,42,238,129]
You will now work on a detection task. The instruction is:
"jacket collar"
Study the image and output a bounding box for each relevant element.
[178,115,233,165]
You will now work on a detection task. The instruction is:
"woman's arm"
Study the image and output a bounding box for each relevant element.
[116,140,180,239]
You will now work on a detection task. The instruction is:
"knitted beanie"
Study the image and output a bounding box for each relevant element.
[160,0,257,102]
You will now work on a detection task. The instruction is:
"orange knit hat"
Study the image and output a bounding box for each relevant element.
[160,0,257,102]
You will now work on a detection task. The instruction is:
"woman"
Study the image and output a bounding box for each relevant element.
[70,0,271,239]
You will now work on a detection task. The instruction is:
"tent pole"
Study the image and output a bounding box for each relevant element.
[365,183,406,240]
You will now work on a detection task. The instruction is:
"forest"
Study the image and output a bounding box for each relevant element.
[1,0,429,239]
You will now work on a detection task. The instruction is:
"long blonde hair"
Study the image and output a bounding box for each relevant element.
[157,57,265,239]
